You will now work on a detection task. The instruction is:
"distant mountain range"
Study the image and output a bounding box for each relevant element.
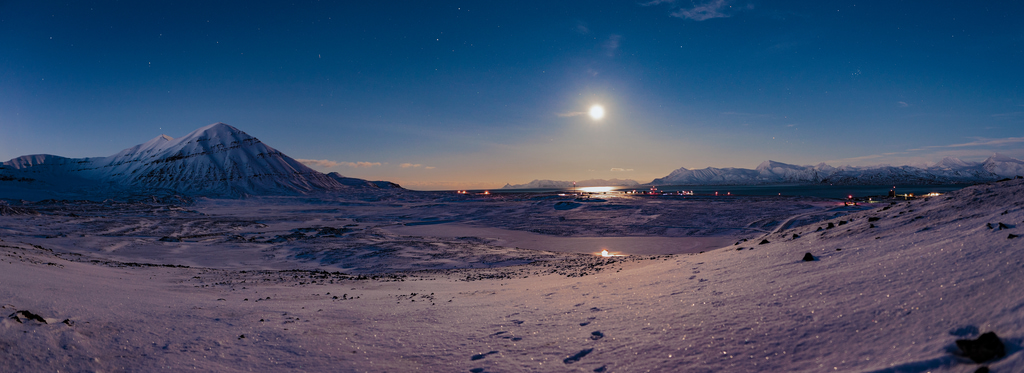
[503,155,1024,189]
[649,156,1024,186]
[502,178,641,189]
[0,123,398,199]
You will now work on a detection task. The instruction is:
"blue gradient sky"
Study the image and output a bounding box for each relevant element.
[2,1,1023,190]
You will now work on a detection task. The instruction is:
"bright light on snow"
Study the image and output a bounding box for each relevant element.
[579,186,615,193]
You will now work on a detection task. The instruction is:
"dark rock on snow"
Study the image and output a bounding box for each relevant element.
[956,331,1005,363]
[563,348,594,364]
[8,310,46,324]
[802,253,815,262]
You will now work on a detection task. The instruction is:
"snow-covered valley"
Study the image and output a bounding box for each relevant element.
[2,179,1023,372]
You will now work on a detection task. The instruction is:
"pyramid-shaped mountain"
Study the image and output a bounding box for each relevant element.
[1,123,396,197]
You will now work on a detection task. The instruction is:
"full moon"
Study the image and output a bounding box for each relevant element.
[589,105,605,120]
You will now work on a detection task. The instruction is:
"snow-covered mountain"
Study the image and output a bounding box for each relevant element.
[650,155,1024,186]
[502,178,641,189]
[1,123,398,197]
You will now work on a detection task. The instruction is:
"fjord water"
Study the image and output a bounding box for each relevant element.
[487,184,969,199]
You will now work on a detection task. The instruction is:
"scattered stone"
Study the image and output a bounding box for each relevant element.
[816,227,823,231]
[62,318,73,326]
[792,233,800,239]
[563,348,593,364]
[759,239,770,245]
[868,217,881,222]
[802,253,815,262]
[870,224,876,228]
[956,331,1005,363]
[471,351,499,361]
[1009,234,1018,239]
[986,223,993,229]
[838,220,847,226]
[590,331,604,340]
[827,222,835,229]
[8,310,46,324]
[997,222,1009,230]
[594,366,607,372]
[238,334,245,339]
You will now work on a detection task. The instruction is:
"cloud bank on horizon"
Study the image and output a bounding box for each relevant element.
[1,1,1022,190]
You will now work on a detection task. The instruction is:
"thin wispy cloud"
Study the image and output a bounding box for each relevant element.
[721,111,771,117]
[557,111,586,117]
[604,34,622,56]
[400,163,435,169]
[296,159,381,168]
[644,0,753,21]
[573,21,589,35]
[672,0,731,21]
[610,168,634,172]
[911,136,1024,150]
[897,101,909,107]
[826,137,1024,167]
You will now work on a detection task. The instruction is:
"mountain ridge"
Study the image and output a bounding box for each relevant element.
[1,123,398,198]
[650,155,1024,186]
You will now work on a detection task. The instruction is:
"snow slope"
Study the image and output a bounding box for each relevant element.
[2,123,394,197]
[1,179,1022,372]
[651,156,1024,186]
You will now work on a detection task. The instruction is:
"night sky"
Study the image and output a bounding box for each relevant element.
[2,1,1023,190]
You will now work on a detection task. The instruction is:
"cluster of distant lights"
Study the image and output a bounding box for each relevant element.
[455,190,489,195]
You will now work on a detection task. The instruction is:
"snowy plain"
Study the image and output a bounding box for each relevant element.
[2,179,1023,372]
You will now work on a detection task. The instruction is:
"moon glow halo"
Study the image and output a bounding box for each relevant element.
[589,105,605,120]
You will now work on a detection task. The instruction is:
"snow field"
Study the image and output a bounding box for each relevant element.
[1,179,1022,372]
